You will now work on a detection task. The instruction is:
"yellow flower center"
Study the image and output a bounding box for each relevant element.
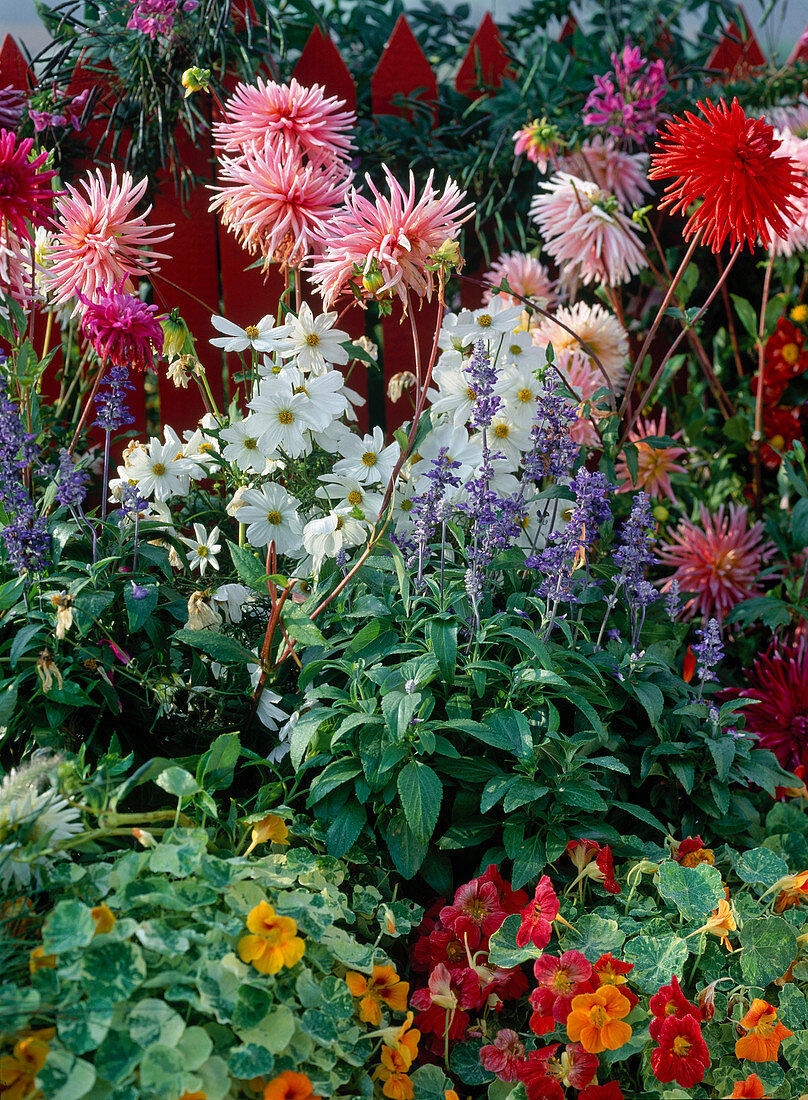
[197,546,208,557]
[348,490,362,505]
[294,385,308,395]
[590,1006,607,1027]
[465,898,487,921]
[782,342,800,365]
[306,333,320,346]
[152,462,166,475]
[266,511,282,525]
[518,387,533,403]
[335,516,344,530]
[552,969,573,991]
[477,313,492,327]
[509,344,523,356]
[244,438,257,449]
[244,325,260,338]
[494,424,509,438]
[400,500,413,512]
[466,387,478,401]
[278,410,294,424]
[672,1036,691,1057]
[362,451,377,467]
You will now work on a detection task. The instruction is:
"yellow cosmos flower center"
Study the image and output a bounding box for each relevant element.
[277,410,294,424]
[518,387,533,403]
[348,490,362,505]
[266,511,282,525]
[335,516,344,530]
[152,462,166,475]
[362,452,378,467]
[466,387,478,401]
[477,314,492,327]
[400,500,413,512]
[294,385,308,395]
[305,333,320,346]
[244,438,257,449]
[510,344,523,356]
[244,325,260,338]
[494,424,509,438]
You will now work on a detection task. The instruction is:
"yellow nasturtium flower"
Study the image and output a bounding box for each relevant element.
[237,900,304,975]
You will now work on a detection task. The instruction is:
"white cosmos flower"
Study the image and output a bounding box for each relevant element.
[209,314,289,354]
[475,415,532,470]
[452,301,524,343]
[312,419,355,454]
[316,475,384,523]
[239,483,304,554]
[499,330,545,371]
[390,485,419,534]
[283,366,350,432]
[125,435,197,501]
[332,426,399,485]
[498,363,543,427]
[276,302,351,375]
[220,416,268,472]
[303,506,367,573]
[212,583,256,624]
[179,523,222,576]
[249,659,290,732]
[427,358,479,427]
[248,382,318,459]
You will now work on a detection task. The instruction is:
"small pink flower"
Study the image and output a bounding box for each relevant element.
[105,639,132,665]
[483,251,557,310]
[516,875,559,949]
[563,135,652,211]
[439,877,506,948]
[615,410,687,502]
[513,119,559,172]
[480,1029,527,1081]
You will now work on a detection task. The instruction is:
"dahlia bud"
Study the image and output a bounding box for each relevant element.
[362,269,386,296]
[162,309,193,361]
[181,67,210,98]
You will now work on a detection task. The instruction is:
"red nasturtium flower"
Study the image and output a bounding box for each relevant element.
[649,975,702,1040]
[479,1029,527,1081]
[566,839,621,894]
[592,953,638,1009]
[651,1013,710,1087]
[734,998,793,1061]
[517,875,560,949]
[682,645,696,683]
[673,835,715,867]
[410,963,480,1039]
[515,1050,565,1100]
[728,1073,769,1098]
[579,1085,624,1100]
[649,97,806,253]
[531,951,594,1023]
[439,876,507,948]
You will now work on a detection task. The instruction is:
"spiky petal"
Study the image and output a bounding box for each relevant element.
[0,128,56,242]
[725,642,808,773]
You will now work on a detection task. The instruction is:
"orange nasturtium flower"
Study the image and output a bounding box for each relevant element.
[179,1092,207,1100]
[773,870,808,912]
[372,1024,420,1097]
[345,963,409,1025]
[237,901,305,975]
[0,1034,50,1100]
[91,903,116,935]
[565,985,633,1053]
[28,946,57,974]
[734,999,793,1062]
[727,1073,769,1098]
[263,1071,320,1100]
[245,813,290,856]
[690,889,736,949]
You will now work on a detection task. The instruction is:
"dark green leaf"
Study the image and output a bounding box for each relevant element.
[173,629,256,665]
[397,761,442,843]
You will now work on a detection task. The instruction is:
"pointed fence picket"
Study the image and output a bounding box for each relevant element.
[1,10,807,437]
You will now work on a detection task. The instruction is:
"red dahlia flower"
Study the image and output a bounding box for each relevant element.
[761,405,802,469]
[649,97,806,253]
[439,877,506,949]
[516,875,560,949]
[649,975,702,1040]
[725,642,808,772]
[0,129,56,243]
[752,317,808,405]
[651,1013,710,1086]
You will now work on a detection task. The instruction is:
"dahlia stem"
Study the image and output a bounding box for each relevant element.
[620,241,742,445]
[752,250,776,515]
[619,231,702,419]
[716,252,745,378]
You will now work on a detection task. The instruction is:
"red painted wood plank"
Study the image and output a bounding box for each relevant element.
[788,24,808,64]
[293,25,357,113]
[707,11,767,75]
[371,14,438,122]
[455,13,514,100]
[0,34,33,89]
[558,15,578,42]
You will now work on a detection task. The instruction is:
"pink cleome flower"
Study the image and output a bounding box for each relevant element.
[210,143,350,271]
[79,286,164,371]
[483,250,557,310]
[658,503,774,621]
[530,172,648,288]
[725,641,808,773]
[309,166,474,309]
[45,166,173,311]
[0,128,57,243]
[214,77,355,169]
[615,409,687,502]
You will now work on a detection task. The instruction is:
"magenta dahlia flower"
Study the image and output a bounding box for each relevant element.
[727,643,808,772]
[0,128,56,243]
[658,503,773,620]
[79,286,164,370]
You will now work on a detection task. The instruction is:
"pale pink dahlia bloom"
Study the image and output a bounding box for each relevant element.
[0,225,33,312]
[45,166,173,311]
[210,144,350,271]
[530,172,648,287]
[615,409,687,501]
[563,135,652,211]
[483,251,557,309]
[555,347,601,446]
[309,166,474,308]
[769,128,808,257]
[658,503,774,620]
[537,301,629,392]
[214,77,355,168]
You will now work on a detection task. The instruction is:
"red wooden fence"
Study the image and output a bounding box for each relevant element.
[1,9,807,436]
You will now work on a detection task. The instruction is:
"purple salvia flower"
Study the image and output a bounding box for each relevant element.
[95,365,136,433]
[465,339,501,431]
[693,618,723,697]
[664,578,681,621]
[522,386,579,483]
[55,448,89,509]
[0,381,50,574]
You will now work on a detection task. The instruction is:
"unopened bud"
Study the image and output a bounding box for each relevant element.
[181,67,210,98]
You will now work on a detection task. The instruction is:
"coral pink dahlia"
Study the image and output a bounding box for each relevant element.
[214,77,355,168]
[563,136,651,211]
[79,286,164,370]
[483,250,557,310]
[726,642,808,773]
[46,166,173,310]
[211,144,349,271]
[650,97,806,253]
[0,129,57,243]
[309,166,474,308]
[615,409,687,501]
[658,503,773,620]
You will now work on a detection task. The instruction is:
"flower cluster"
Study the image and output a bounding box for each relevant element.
[0,381,50,574]
[752,316,808,468]
[126,0,198,39]
[583,42,667,146]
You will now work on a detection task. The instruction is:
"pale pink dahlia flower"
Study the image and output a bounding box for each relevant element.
[483,251,557,310]
[214,77,355,168]
[538,301,629,392]
[0,225,33,311]
[530,172,648,287]
[45,166,173,311]
[563,135,652,211]
[309,166,474,308]
[615,409,687,501]
[555,347,601,446]
[658,503,773,620]
[769,128,808,257]
[210,144,350,271]
[79,285,164,370]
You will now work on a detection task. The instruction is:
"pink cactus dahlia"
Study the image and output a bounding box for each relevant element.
[310,166,474,308]
[79,286,164,370]
[0,128,56,243]
[210,144,349,270]
[726,642,808,772]
[563,135,652,211]
[214,77,355,168]
[483,250,557,310]
[658,503,773,620]
[46,166,173,311]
